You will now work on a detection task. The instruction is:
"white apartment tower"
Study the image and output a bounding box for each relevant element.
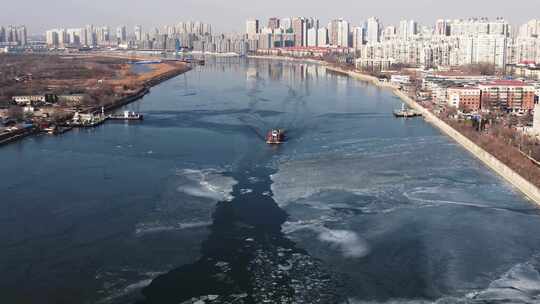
[317,27,328,47]
[116,25,127,42]
[399,20,418,40]
[353,26,365,49]
[307,27,318,47]
[134,25,143,41]
[329,19,350,47]
[246,19,259,39]
[366,17,381,44]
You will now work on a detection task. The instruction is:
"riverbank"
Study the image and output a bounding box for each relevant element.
[0,126,37,145]
[0,56,191,146]
[247,54,540,204]
[326,64,540,205]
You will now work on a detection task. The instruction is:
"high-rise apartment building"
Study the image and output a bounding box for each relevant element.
[292,17,305,47]
[366,17,381,44]
[435,19,449,36]
[307,27,318,47]
[383,26,396,41]
[95,26,110,45]
[67,28,82,46]
[16,26,27,46]
[268,18,280,31]
[134,25,143,41]
[398,20,417,40]
[329,19,349,47]
[246,19,259,39]
[317,27,328,47]
[474,34,507,67]
[246,19,259,38]
[46,30,59,47]
[202,23,212,35]
[86,25,96,46]
[116,25,127,42]
[280,18,292,31]
[519,19,540,38]
[0,26,5,43]
[353,26,365,49]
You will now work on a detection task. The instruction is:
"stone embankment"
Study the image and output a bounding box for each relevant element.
[325,65,540,204]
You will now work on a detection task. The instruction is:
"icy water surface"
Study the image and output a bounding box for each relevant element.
[1,58,540,303]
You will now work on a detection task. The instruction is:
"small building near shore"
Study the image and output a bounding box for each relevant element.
[12,95,46,105]
[390,75,411,85]
[57,94,87,105]
[447,87,481,112]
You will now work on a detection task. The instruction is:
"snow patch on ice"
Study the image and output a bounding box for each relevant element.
[135,221,211,236]
[318,228,370,258]
[283,220,370,259]
[176,169,237,202]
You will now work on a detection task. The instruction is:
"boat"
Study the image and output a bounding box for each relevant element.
[108,111,144,121]
[43,126,57,135]
[266,129,285,144]
[70,109,108,127]
[394,103,422,118]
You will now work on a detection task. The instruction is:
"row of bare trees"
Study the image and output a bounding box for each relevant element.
[442,112,540,187]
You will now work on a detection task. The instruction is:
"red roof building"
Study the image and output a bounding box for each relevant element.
[478,80,536,112]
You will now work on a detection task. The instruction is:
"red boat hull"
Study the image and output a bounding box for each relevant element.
[266,129,285,144]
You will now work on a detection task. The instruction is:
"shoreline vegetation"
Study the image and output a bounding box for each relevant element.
[0,53,191,145]
[248,54,540,205]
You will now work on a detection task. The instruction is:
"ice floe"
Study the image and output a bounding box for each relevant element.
[135,221,211,236]
[176,169,238,202]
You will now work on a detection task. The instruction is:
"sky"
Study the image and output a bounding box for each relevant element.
[4,0,540,34]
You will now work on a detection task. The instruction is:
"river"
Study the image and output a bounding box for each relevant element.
[1,58,540,304]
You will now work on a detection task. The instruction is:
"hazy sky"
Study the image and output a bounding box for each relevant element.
[5,0,540,34]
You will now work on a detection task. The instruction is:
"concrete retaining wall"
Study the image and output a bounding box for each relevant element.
[394,90,540,204]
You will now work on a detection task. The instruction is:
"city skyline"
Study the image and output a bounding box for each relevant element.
[5,0,540,34]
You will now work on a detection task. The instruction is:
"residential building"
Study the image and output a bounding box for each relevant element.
[317,27,328,47]
[352,26,364,49]
[398,20,417,40]
[307,27,318,47]
[366,17,381,44]
[246,19,259,39]
[280,18,292,31]
[135,25,143,41]
[116,25,127,43]
[268,18,280,31]
[447,87,481,111]
[519,19,540,38]
[479,80,536,112]
[292,17,305,47]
